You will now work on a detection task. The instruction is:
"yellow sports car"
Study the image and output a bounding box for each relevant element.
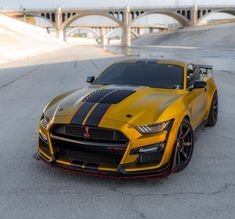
[35,59,218,178]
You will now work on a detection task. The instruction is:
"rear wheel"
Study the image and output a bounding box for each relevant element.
[174,119,194,172]
[206,91,218,127]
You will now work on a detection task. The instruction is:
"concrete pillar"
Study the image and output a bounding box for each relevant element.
[121,6,131,47]
[137,27,144,36]
[192,3,198,25]
[100,28,108,46]
[55,7,64,40]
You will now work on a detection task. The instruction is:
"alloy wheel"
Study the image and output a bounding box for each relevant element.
[175,120,194,172]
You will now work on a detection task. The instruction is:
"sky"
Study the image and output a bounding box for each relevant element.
[1,0,235,9]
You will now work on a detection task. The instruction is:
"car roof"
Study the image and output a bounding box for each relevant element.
[115,59,187,67]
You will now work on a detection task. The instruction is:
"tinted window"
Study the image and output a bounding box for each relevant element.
[94,63,184,89]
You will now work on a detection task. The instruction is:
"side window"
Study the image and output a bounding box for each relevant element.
[187,64,201,88]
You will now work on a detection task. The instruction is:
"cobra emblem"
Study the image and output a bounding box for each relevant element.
[83,126,90,138]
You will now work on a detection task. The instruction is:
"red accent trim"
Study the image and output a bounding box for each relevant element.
[33,153,40,160]
[55,165,170,179]
[107,147,126,151]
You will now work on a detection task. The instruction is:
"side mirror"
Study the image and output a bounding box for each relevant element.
[86,76,95,83]
[193,81,207,89]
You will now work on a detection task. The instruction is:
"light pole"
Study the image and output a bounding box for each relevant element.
[23,8,26,22]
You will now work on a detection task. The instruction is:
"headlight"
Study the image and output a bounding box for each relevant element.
[136,120,173,134]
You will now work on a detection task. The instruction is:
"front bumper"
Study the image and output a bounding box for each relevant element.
[36,118,177,178]
[34,150,172,179]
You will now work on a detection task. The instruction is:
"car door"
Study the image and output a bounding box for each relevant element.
[186,64,208,129]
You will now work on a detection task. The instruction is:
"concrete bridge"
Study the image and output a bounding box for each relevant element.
[2,4,235,46]
[64,24,168,45]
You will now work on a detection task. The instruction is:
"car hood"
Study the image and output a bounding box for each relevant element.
[45,85,182,126]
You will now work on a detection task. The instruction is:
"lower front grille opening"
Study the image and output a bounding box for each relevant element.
[52,139,126,169]
[39,138,50,154]
[70,160,99,170]
[138,151,163,166]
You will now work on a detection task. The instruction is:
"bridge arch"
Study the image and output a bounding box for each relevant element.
[197,9,235,24]
[66,27,100,38]
[61,12,124,30]
[103,28,139,45]
[106,27,139,39]
[132,10,192,27]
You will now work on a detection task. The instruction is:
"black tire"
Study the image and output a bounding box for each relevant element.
[206,91,218,127]
[174,119,194,172]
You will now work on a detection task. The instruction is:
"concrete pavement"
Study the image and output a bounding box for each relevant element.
[0,44,235,219]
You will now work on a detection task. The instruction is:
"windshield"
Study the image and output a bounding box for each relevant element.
[94,63,184,89]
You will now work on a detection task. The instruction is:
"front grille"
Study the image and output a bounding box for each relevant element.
[50,124,129,167]
[51,124,128,144]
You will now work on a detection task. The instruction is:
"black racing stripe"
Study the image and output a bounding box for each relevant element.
[100,90,135,104]
[85,103,111,127]
[83,89,114,103]
[70,102,95,125]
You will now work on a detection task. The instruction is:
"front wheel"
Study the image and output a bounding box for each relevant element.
[173,119,194,172]
[206,91,218,127]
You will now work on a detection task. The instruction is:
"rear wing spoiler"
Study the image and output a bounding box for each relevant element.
[198,65,213,75]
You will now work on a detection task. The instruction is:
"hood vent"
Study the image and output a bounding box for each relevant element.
[83,89,135,104]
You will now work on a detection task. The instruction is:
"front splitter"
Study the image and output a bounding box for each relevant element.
[33,151,173,179]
